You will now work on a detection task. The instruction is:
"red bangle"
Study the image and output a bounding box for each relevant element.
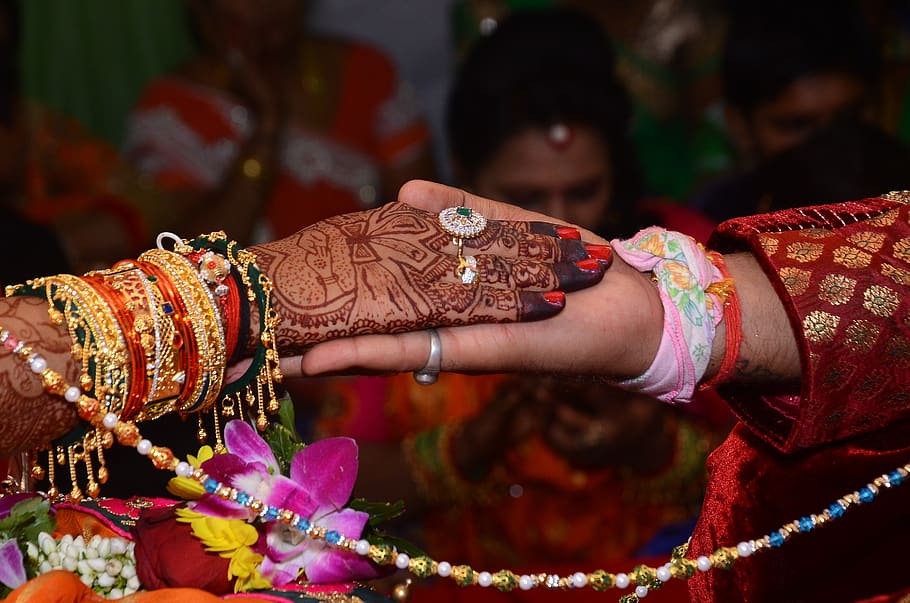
[221,271,242,363]
[702,252,742,387]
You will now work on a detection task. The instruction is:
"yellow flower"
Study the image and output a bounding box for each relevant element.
[167,445,215,500]
[665,260,696,290]
[176,508,271,592]
[229,545,272,592]
[638,232,667,257]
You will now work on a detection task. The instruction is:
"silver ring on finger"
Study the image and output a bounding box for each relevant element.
[413,328,442,386]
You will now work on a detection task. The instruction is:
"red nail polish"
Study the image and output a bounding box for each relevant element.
[585,244,613,261]
[575,258,602,272]
[557,226,581,240]
[543,291,565,305]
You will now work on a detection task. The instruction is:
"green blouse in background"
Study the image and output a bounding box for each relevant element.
[20,0,194,147]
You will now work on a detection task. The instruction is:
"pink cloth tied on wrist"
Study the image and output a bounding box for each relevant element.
[611,227,725,403]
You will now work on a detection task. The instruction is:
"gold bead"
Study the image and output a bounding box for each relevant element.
[31,464,46,480]
[150,446,175,470]
[76,397,101,421]
[256,415,269,432]
[69,486,83,502]
[391,579,412,602]
[101,431,114,448]
[451,565,475,586]
[97,466,109,484]
[197,428,208,443]
[368,545,394,565]
[114,422,140,447]
[79,373,93,390]
[408,557,434,578]
[87,481,100,498]
[40,369,65,395]
[47,486,60,500]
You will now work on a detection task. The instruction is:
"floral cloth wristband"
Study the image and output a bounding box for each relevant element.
[611,227,725,403]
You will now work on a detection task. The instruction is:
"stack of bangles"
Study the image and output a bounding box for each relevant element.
[2,231,282,502]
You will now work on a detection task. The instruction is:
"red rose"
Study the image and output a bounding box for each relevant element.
[132,505,233,594]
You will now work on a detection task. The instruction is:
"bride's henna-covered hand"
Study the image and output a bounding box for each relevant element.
[290,181,665,380]
[250,202,608,355]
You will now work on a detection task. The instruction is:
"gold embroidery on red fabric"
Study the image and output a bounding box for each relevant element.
[779,267,812,296]
[867,209,899,227]
[818,274,856,305]
[844,319,880,352]
[758,234,779,256]
[893,237,910,263]
[786,241,824,263]
[803,228,833,239]
[882,263,910,286]
[832,246,872,269]
[803,310,839,343]
[886,335,910,365]
[847,231,885,252]
[882,190,910,204]
[863,284,900,317]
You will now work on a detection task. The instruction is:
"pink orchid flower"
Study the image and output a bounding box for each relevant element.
[192,420,376,585]
[0,539,26,591]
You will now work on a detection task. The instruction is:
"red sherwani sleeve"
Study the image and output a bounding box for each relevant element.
[688,195,910,602]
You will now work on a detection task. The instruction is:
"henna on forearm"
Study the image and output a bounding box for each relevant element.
[0,296,80,457]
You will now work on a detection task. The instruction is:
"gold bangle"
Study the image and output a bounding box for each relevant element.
[138,249,226,415]
[32,274,130,418]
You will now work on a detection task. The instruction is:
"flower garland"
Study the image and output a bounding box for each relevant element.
[28,532,139,597]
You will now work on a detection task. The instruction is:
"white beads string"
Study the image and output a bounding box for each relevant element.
[6,325,909,602]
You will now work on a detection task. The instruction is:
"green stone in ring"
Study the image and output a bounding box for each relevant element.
[438,206,488,239]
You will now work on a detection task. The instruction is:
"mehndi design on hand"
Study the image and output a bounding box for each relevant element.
[250,203,609,354]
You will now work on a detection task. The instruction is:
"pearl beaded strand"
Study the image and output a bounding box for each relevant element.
[5,324,910,602]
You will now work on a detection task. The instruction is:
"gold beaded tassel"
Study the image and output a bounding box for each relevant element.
[211,400,225,454]
[45,448,59,500]
[254,275,282,430]
[95,430,110,486]
[210,262,283,434]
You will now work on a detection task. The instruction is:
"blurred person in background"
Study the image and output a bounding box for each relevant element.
[453,0,734,202]
[125,0,435,244]
[692,0,882,222]
[0,0,155,273]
